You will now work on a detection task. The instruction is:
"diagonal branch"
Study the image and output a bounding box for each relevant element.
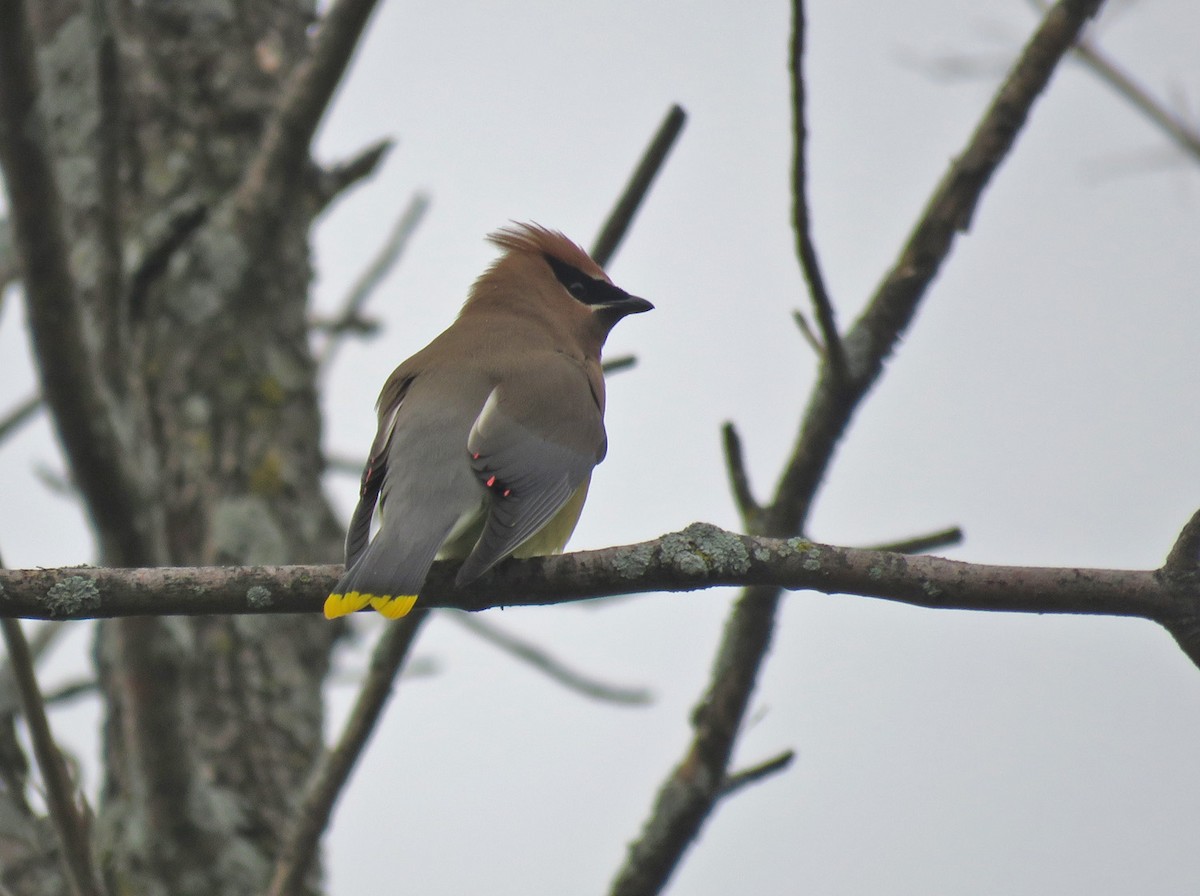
[449,612,652,705]
[789,0,844,377]
[591,104,687,268]
[0,393,42,446]
[1070,30,1200,164]
[234,0,384,243]
[266,611,428,896]
[608,2,1109,894]
[0,551,104,896]
[316,191,430,372]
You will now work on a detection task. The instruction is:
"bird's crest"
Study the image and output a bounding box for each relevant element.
[487,222,609,282]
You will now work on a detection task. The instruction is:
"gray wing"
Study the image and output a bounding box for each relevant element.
[343,374,411,568]
[455,366,605,586]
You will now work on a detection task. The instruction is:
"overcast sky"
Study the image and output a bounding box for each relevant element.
[3,1,1200,894]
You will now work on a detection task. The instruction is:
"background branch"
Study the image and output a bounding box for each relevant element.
[234,0,384,241]
[448,612,653,705]
[266,611,428,896]
[316,190,430,372]
[789,0,844,377]
[609,2,1108,894]
[0,547,103,896]
[591,104,687,268]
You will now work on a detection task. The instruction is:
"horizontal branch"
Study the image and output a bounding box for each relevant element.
[0,523,1191,625]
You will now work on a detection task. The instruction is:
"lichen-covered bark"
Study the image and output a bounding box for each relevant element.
[11,2,346,893]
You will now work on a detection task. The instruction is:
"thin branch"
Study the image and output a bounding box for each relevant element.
[601,354,638,375]
[1165,509,1200,573]
[719,749,796,798]
[863,526,964,555]
[316,191,430,371]
[591,104,687,268]
[1,549,103,896]
[720,422,763,528]
[610,3,1108,894]
[0,393,42,446]
[311,137,395,212]
[791,308,825,356]
[775,0,1107,536]
[233,0,385,243]
[448,612,652,705]
[1068,14,1200,164]
[789,0,844,379]
[0,217,17,294]
[0,521,1191,626]
[0,621,68,715]
[266,611,428,896]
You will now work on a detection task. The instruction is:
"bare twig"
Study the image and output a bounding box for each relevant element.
[0,217,17,294]
[0,621,68,715]
[1071,32,1200,164]
[316,191,430,371]
[720,749,796,798]
[863,526,964,555]
[312,137,395,211]
[1165,509,1200,573]
[791,309,825,356]
[0,548,104,896]
[0,393,42,446]
[234,0,385,243]
[266,611,428,896]
[448,612,652,705]
[720,422,762,527]
[609,2,1109,894]
[789,0,844,379]
[591,104,687,268]
[601,355,638,375]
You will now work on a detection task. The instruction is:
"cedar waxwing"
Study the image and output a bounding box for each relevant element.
[325,223,653,620]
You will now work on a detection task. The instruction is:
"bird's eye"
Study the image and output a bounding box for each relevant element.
[568,281,587,299]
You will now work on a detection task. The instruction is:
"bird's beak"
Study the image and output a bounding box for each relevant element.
[601,291,654,316]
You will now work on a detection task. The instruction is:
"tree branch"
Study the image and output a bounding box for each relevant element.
[267,611,428,896]
[0,521,1191,625]
[591,104,687,268]
[316,190,430,372]
[0,393,42,446]
[609,3,1108,893]
[311,137,395,212]
[0,549,104,896]
[233,0,384,243]
[721,422,763,529]
[789,0,844,378]
[863,525,964,555]
[720,749,796,798]
[1068,14,1200,164]
[448,612,652,705]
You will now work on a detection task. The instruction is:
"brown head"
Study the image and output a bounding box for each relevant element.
[463,222,653,355]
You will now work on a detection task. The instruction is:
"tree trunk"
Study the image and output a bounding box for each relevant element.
[17,2,345,892]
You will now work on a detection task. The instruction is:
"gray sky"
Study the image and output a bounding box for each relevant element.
[2,1,1199,893]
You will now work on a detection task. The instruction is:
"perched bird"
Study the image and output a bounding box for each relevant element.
[325,223,653,620]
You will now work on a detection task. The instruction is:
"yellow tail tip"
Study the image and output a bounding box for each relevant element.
[369,594,419,619]
[324,591,371,619]
[324,591,418,620]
